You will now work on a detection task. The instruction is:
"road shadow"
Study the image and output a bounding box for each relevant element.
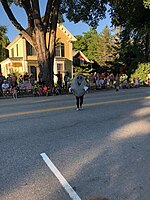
[0,88,150,200]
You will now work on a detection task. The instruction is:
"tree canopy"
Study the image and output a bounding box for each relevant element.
[109,0,150,62]
[73,28,99,61]
[130,62,150,83]
[0,25,9,62]
[73,26,118,72]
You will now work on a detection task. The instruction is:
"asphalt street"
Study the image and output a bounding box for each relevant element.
[0,87,150,200]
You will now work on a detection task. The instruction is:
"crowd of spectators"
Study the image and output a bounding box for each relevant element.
[0,71,149,98]
[88,72,146,91]
[0,71,71,98]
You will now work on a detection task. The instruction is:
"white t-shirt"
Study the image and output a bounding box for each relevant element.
[2,83,9,89]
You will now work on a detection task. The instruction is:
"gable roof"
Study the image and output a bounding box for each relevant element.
[6,34,22,49]
[73,50,91,63]
[57,23,77,42]
[6,23,76,50]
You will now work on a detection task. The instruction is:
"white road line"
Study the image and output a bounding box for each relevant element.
[29,98,56,103]
[40,153,82,200]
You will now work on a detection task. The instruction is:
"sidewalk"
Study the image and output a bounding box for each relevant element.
[1,86,147,100]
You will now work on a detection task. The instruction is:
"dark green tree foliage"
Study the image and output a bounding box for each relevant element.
[73,28,100,73]
[73,35,89,54]
[73,28,100,74]
[95,26,117,67]
[111,26,146,75]
[73,26,118,72]
[61,0,107,28]
[86,29,100,61]
[109,0,150,62]
[0,25,9,62]
[118,38,146,76]
[74,28,99,61]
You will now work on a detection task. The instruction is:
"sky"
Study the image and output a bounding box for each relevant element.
[0,1,112,42]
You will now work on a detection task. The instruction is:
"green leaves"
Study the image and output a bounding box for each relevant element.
[73,26,118,72]
[130,63,150,82]
[110,0,150,56]
[61,0,107,28]
[0,25,9,62]
[143,0,150,9]
[73,28,99,61]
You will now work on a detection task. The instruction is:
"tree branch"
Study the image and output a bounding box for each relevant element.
[1,0,34,47]
[48,0,60,50]
[18,0,34,30]
[31,0,43,30]
[43,0,54,33]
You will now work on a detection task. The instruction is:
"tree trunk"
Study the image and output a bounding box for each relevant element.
[34,28,54,87]
[48,28,57,87]
[145,33,150,62]
[38,50,51,87]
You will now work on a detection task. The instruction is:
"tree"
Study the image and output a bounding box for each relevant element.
[0,0,107,86]
[130,62,150,83]
[95,26,116,67]
[109,0,150,62]
[73,26,118,72]
[73,28,99,61]
[0,25,9,62]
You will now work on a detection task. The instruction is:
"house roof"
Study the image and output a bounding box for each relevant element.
[73,50,91,63]
[6,34,22,49]
[6,23,76,50]
[57,23,77,42]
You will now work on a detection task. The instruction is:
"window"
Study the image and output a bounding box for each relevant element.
[55,43,64,57]
[11,48,14,57]
[57,63,63,73]
[73,58,80,66]
[30,66,37,80]
[26,41,37,56]
[80,59,85,65]
[16,44,19,56]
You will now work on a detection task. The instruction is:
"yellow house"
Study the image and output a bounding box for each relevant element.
[0,23,76,83]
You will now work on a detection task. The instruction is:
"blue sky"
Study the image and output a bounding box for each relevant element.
[0,1,112,42]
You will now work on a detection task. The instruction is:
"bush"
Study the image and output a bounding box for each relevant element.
[130,62,150,83]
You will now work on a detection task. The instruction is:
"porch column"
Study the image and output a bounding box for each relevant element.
[10,61,13,74]
[68,41,73,78]
[53,58,57,83]
[25,61,28,73]
[22,61,28,73]
[2,64,7,77]
[22,38,27,74]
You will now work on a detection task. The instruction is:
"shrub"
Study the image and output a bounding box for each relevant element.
[130,62,150,83]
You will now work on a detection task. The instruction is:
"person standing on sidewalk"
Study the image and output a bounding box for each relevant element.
[115,73,120,91]
[70,74,88,111]
[0,72,5,95]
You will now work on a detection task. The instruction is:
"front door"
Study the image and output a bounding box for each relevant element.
[30,66,37,80]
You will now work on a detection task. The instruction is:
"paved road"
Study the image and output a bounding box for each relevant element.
[0,88,150,200]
